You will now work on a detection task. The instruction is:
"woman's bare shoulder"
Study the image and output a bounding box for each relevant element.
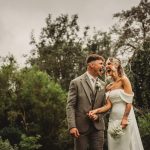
[121,76,130,83]
[121,76,132,93]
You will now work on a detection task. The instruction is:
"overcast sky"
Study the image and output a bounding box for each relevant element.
[0,0,140,66]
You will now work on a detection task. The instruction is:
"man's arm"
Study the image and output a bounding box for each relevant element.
[66,80,80,138]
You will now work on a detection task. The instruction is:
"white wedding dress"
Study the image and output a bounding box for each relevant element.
[106,89,144,150]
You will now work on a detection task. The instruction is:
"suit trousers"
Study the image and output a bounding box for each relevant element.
[74,124,104,150]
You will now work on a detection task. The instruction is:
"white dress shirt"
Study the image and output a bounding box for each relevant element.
[86,71,97,91]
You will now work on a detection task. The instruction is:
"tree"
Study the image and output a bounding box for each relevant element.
[19,134,41,150]
[86,30,114,58]
[0,55,69,149]
[0,137,17,150]
[130,40,150,108]
[29,14,88,90]
[111,0,150,108]
[12,66,67,149]
[112,0,150,54]
[0,55,18,129]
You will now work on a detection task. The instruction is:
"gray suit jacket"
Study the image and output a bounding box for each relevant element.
[66,73,106,133]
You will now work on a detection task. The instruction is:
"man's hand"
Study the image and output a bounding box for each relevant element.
[87,113,98,121]
[88,109,98,117]
[70,128,80,138]
[91,114,98,121]
[121,118,128,129]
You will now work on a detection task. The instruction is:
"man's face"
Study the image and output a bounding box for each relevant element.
[90,60,104,76]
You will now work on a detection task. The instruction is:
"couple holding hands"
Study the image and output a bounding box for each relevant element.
[66,54,144,150]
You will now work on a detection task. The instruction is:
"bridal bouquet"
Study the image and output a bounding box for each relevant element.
[108,120,125,139]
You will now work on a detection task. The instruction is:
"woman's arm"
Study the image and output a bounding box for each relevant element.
[88,98,112,117]
[121,103,132,128]
[121,76,133,128]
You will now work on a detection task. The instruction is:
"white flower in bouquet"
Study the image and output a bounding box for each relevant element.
[108,120,125,139]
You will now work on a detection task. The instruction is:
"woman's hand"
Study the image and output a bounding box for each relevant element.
[88,109,98,117]
[87,110,99,121]
[121,118,128,129]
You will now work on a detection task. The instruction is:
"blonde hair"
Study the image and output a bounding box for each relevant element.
[106,57,125,77]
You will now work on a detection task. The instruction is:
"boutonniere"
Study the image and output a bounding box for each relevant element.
[95,81,104,91]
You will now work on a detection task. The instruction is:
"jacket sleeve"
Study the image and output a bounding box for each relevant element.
[66,80,78,130]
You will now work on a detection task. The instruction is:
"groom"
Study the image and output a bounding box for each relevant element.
[66,54,106,150]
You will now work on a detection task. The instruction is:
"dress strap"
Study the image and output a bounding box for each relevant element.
[119,89,134,103]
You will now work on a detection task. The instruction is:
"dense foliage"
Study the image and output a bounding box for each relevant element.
[0,56,68,150]
[0,0,150,149]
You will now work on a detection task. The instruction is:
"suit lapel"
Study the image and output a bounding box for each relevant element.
[81,73,93,104]
[95,90,100,103]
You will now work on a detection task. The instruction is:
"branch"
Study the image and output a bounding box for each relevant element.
[126,43,137,50]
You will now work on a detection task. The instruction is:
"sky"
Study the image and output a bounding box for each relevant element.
[0,0,140,66]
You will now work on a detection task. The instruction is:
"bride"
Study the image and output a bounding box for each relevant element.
[88,57,144,150]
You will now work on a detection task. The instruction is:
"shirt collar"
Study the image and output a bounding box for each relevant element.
[86,71,97,82]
